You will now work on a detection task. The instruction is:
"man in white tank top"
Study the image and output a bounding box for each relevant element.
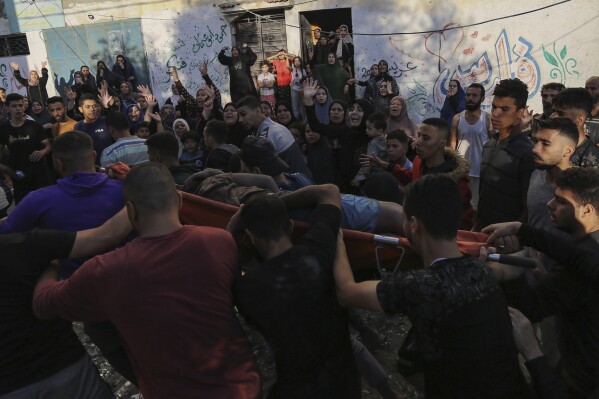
[450,83,492,210]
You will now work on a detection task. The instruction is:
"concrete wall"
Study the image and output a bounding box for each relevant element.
[0,31,58,97]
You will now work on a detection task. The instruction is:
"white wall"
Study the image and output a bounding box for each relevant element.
[0,31,57,97]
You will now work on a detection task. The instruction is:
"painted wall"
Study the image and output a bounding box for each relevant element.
[141,6,233,104]
[0,30,58,97]
[4,0,65,33]
[290,0,598,123]
[43,19,150,99]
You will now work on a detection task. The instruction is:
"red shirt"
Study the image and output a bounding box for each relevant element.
[33,226,260,399]
[272,58,291,86]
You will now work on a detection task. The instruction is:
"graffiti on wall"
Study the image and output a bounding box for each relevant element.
[542,42,579,84]
[143,14,231,103]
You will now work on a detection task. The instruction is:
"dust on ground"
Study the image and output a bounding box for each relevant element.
[76,309,423,398]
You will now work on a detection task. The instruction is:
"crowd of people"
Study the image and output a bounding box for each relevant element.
[1,23,599,399]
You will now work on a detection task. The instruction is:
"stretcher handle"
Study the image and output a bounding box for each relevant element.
[373,235,401,246]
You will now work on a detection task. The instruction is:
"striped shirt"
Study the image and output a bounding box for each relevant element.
[100,136,148,167]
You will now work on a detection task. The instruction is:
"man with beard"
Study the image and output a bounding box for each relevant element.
[585,76,599,143]
[333,174,528,399]
[218,43,258,102]
[450,83,492,209]
[528,82,565,137]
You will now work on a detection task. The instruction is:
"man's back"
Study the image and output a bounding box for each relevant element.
[377,256,527,398]
[235,205,359,398]
[0,172,124,278]
[100,136,148,167]
[34,225,260,398]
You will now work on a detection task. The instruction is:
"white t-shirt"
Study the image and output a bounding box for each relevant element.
[258,73,275,96]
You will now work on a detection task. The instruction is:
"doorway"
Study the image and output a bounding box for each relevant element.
[299,8,353,63]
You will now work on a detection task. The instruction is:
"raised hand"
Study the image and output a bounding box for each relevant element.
[63,86,77,100]
[222,46,229,52]
[136,84,152,97]
[98,83,113,108]
[199,60,208,76]
[147,112,162,123]
[302,78,319,98]
[520,107,534,128]
[170,66,179,82]
[202,84,215,101]
[41,61,48,68]
[9,62,18,71]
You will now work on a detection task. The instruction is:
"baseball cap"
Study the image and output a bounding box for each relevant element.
[240,136,289,177]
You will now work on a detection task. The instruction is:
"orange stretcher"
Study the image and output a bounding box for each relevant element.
[179,191,488,271]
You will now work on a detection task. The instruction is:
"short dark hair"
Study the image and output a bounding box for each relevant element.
[0,87,6,93]
[422,117,450,140]
[52,131,94,170]
[180,131,201,144]
[237,95,261,110]
[387,129,408,145]
[136,121,150,130]
[123,163,179,214]
[5,93,23,105]
[46,96,65,106]
[241,194,292,240]
[403,174,461,240]
[106,111,130,131]
[553,88,593,117]
[555,168,599,214]
[366,112,387,131]
[541,82,566,93]
[536,117,579,145]
[493,78,529,109]
[146,133,180,160]
[204,120,229,144]
[467,83,486,97]
[78,93,98,106]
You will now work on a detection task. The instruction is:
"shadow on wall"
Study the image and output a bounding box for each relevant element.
[351,1,561,124]
[142,6,232,105]
[43,19,150,101]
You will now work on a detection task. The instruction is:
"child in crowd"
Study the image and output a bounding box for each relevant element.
[136,121,151,139]
[353,112,387,185]
[257,61,276,110]
[287,121,306,151]
[179,131,203,168]
[386,129,413,171]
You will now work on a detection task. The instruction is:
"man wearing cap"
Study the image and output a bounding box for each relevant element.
[237,95,312,178]
[239,136,403,234]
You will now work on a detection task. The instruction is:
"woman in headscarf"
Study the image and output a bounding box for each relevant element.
[440,79,466,127]
[10,61,49,105]
[118,81,137,107]
[260,100,275,121]
[96,60,122,96]
[351,64,379,103]
[312,52,349,103]
[112,54,136,87]
[386,96,417,138]
[313,85,332,124]
[222,102,252,149]
[218,43,258,102]
[304,78,372,192]
[28,100,52,127]
[125,104,145,133]
[275,102,296,127]
[332,24,354,68]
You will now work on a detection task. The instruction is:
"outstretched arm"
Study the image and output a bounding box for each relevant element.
[334,230,383,312]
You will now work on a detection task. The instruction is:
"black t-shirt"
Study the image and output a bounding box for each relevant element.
[377,256,527,399]
[0,120,51,186]
[0,229,84,395]
[234,205,360,399]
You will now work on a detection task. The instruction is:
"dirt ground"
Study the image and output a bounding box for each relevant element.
[75,309,423,399]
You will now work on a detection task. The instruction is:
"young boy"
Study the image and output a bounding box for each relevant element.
[179,131,203,167]
[354,113,387,185]
[386,129,413,170]
[136,121,151,139]
[257,61,276,110]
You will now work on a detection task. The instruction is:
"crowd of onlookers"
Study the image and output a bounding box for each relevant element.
[1,23,599,399]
